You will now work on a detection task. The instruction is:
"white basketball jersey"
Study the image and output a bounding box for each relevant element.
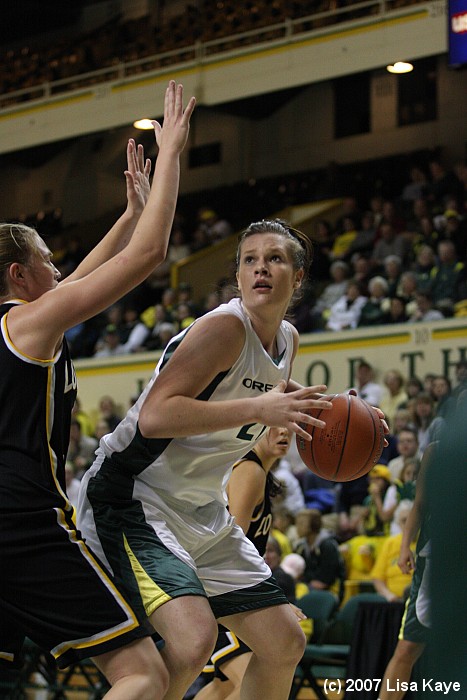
[93,298,294,507]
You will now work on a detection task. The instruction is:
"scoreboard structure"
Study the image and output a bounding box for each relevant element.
[448,0,467,67]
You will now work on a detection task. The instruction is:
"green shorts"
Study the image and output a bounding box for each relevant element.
[399,555,430,644]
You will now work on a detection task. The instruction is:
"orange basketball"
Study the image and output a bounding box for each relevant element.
[296,393,384,482]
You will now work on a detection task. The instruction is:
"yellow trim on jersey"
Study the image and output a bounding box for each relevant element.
[1,311,57,364]
[50,510,141,659]
[46,364,69,505]
[211,631,241,665]
[123,534,172,617]
[0,651,15,662]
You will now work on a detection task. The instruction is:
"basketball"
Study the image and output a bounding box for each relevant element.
[296,393,384,482]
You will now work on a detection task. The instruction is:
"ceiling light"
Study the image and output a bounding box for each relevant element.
[386,61,414,74]
[133,118,155,130]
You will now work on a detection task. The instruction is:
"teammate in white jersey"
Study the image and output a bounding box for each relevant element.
[78,220,384,700]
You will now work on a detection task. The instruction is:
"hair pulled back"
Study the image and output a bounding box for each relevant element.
[0,223,41,298]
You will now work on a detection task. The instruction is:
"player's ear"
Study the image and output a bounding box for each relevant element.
[293,269,304,288]
[8,262,26,285]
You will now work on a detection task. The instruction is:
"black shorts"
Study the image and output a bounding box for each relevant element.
[0,507,153,669]
[202,624,251,681]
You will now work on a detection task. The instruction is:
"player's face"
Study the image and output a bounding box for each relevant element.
[26,237,61,299]
[265,427,292,457]
[236,233,303,313]
[264,542,281,569]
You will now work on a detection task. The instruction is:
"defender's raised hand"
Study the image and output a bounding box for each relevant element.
[124,139,152,216]
[152,80,196,154]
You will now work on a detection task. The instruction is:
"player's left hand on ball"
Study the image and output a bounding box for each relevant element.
[350,389,389,444]
[373,406,389,446]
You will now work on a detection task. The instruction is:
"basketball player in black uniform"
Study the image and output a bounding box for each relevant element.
[194,427,305,700]
[0,81,195,699]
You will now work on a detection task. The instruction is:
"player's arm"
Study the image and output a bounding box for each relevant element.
[398,443,433,573]
[138,314,332,440]
[226,459,267,534]
[8,82,195,359]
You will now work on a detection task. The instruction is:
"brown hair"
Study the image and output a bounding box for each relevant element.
[0,223,41,298]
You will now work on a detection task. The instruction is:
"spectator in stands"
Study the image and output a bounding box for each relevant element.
[436,207,467,259]
[196,207,232,243]
[382,254,403,297]
[380,369,408,431]
[413,244,437,293]
[94,417,111,441]
[391,407,415,434]
[397,377,424,409]
[350,253,372,295]
[202,290,221,314]
[58,235,86,278]
[294,509,344,591]
[271,455,306,515]
[310,219,333,280]
[411,392,437,455]
[160,286,178,319]
[96,394,121,431]
[71,397,94,438]
[272,506,298,552]
[167,225,191,263]
[64,461,81,508]
[404,197,431,235]
[347,210,377,258]
[387,428,420,481]
[372,225,409,270]
[329,215,358,261]
[378,199,407,235]
[454,263,467,310]
[371,500,415,602]
[264,537,297,603]
[67,419,98,480]
[409,291,444,323]
[177,282,199,316]
[350,360,383,407]
[334,196,361,236]
[310,260,350,329]
[358,464,393,538]
[397,270,419,317]
[119,304,150,352]
[369,194,385,230]
[358,275,389,327]
[336,474,370,541]
[451,359,467,401]
[400,166,429,205]
[280,553,310,601]
[93,323,127,357]
[381,295,408,325]
[426,157,464,213]
[190,224,211,253]
[380,460,417,535]
[431,374,452,420]
[141,303,176,351]
[174,302,196,331]
[325,279,367,331]
[429,239,464,314]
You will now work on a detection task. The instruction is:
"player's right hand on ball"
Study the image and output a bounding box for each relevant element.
[257,381,333,439]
